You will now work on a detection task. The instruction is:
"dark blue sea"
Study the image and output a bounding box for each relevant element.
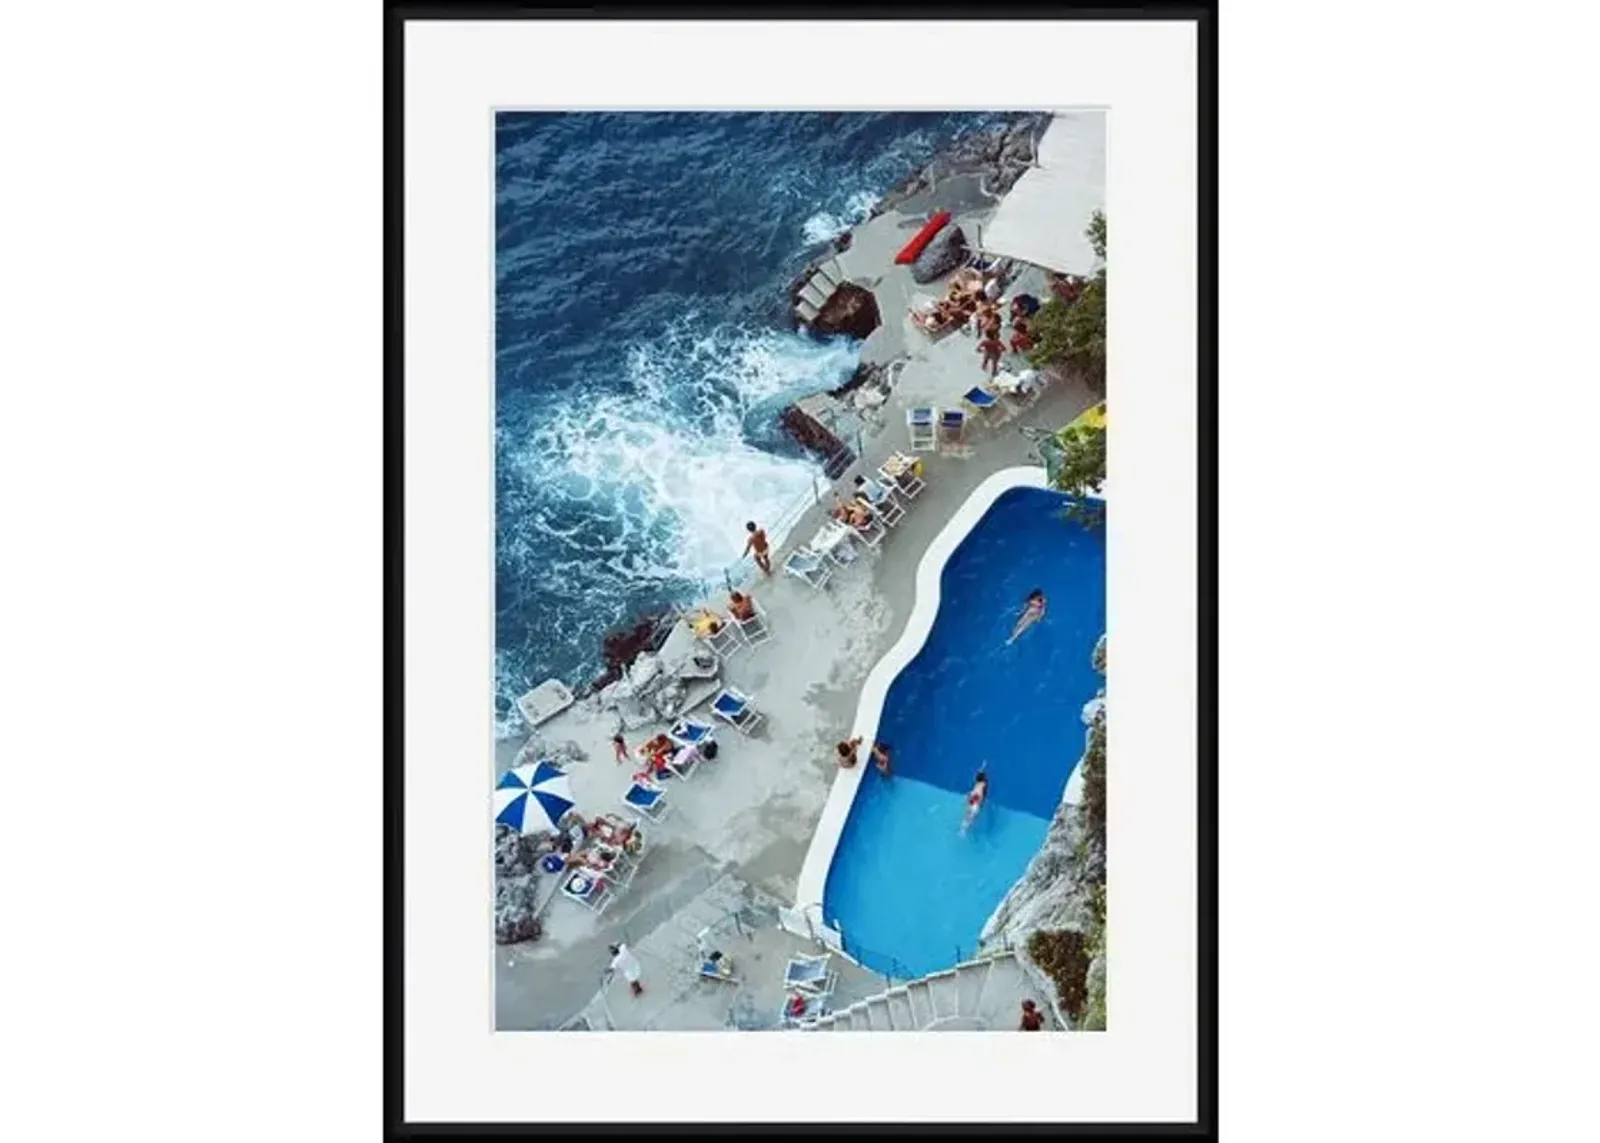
[494,111,1002,734]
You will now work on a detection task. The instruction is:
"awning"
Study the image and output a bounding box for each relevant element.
[979,111,1106,277]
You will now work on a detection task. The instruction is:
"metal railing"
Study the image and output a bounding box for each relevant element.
[710,430,865,595]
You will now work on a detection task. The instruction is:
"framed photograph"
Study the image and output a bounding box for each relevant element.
[390,5,1215,1135]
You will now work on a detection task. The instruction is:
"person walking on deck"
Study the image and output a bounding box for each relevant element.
[743,521,772,576]
[978,331,1005,377]
[608,942,644,997]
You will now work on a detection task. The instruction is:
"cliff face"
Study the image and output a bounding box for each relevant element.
[981,632,1107,1025]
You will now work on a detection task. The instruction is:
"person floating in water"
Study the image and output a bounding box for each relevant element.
[870,741,892,778]
[961,770,988,834]
[1007,589,1047,644]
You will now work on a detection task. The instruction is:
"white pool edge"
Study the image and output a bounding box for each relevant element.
[788,465,1062,943]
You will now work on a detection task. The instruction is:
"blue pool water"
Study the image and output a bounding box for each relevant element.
[493,111,1009,732]
[821,487,1106,978]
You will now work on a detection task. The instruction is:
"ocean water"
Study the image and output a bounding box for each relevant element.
[822,488,1106,977]
[494,111,1005,733]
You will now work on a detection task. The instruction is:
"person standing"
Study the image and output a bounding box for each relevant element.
[1019,999,1045,1030]
[835,736,862,768]
[611,734,628,765]
[743,521,772,576]
[978,330,1005,377]
[608,942,644,997]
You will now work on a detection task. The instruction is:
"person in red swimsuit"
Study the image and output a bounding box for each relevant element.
[961,770,988,834]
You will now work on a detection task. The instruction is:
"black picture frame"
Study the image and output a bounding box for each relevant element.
[386,4,1217,1137]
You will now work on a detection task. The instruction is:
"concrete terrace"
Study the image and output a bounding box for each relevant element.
[496,142,1099,1032]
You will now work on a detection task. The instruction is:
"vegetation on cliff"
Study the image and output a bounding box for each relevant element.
[1027,210,1106,387]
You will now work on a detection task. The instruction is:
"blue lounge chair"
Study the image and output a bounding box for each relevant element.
[711,687,766,736]
[622,779,670,823]
[962,385,1003,424]
[939,408,967,448]
[669,719,716,749]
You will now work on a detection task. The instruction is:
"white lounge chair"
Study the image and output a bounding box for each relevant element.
[879,452,925,501]
[853,477,905,527]
[560,868,617,915]
[783,547,833,590]
[711,687,766,736]
[781,989,831,1028]
[688,611,743,659]
[832,510,884,551]
[784,952,833,994]
[730,599,772,648]
[906,406,938,452]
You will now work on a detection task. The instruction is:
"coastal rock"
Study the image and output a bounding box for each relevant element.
[910,223,968,284]
[1092,634,1107,674]
[780,403,848,462]
[810,281,880,340]
[547,739,588,766]
[494,873,545,945]
[587,611,671,694]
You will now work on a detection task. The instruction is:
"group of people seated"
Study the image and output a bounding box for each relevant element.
[914,266,1001,333]
[686,590,759,639]
[829,473,894,534]
[548,811,641,876]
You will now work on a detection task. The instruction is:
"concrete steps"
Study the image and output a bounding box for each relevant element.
[802,952,1023,1031]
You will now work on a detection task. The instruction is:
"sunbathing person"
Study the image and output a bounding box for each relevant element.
[727,590,756,622]
[591,815,640,852]
[1007,589,1047,644]
[688,607,725,637]
[831,495,874,532]
[835,736,862,768]
[853,473,890,506]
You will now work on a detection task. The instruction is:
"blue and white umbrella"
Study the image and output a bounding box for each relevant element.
[493,759,575,835]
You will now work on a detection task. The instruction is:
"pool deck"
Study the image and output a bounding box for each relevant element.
[496,164,1100,1031]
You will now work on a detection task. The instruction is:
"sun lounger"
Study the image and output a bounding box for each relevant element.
[660,742,704,782]
[687,610,743,659]
[783,547,833,590]
[781,990,831,1028]
[938,408,968,449]
[711,687,766,736]
[879,452,926,501]
[698,950,740,985]
[860,493,903,530]
[621,778,671,823]
[906,406,937,452]
[962,385,1004,424]
[730,599,772,648]
[784,952,833,993]
[560,868,617,915]
[668,719,716,749]
[834,508,885,550]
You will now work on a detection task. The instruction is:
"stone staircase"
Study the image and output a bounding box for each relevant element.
[794,257,849,325]
[804,950,1040,1031]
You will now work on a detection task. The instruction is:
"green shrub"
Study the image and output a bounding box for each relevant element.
[1027,211,1106,385]
[1027,928,1092,1021]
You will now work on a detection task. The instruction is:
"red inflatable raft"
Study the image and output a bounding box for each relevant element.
[894,211,952,265]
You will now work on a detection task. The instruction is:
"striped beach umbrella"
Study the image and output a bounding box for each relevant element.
[493,760,575,835]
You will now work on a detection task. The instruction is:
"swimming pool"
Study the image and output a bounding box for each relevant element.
[819,482,1105,979]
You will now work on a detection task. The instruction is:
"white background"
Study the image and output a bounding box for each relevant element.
[404,17,1195,1126]
[3,1,1599,1140]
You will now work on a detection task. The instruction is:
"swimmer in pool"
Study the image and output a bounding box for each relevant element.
[961,770,989,835]
[1006,589,1047,644]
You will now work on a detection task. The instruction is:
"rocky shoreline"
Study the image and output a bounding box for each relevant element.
[562,113,1053,728]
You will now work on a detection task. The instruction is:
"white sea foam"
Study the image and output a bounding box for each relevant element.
[800,189,880,246]
[504,319,858,594]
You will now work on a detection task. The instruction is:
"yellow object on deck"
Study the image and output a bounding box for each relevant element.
[1065,401,1107,433]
